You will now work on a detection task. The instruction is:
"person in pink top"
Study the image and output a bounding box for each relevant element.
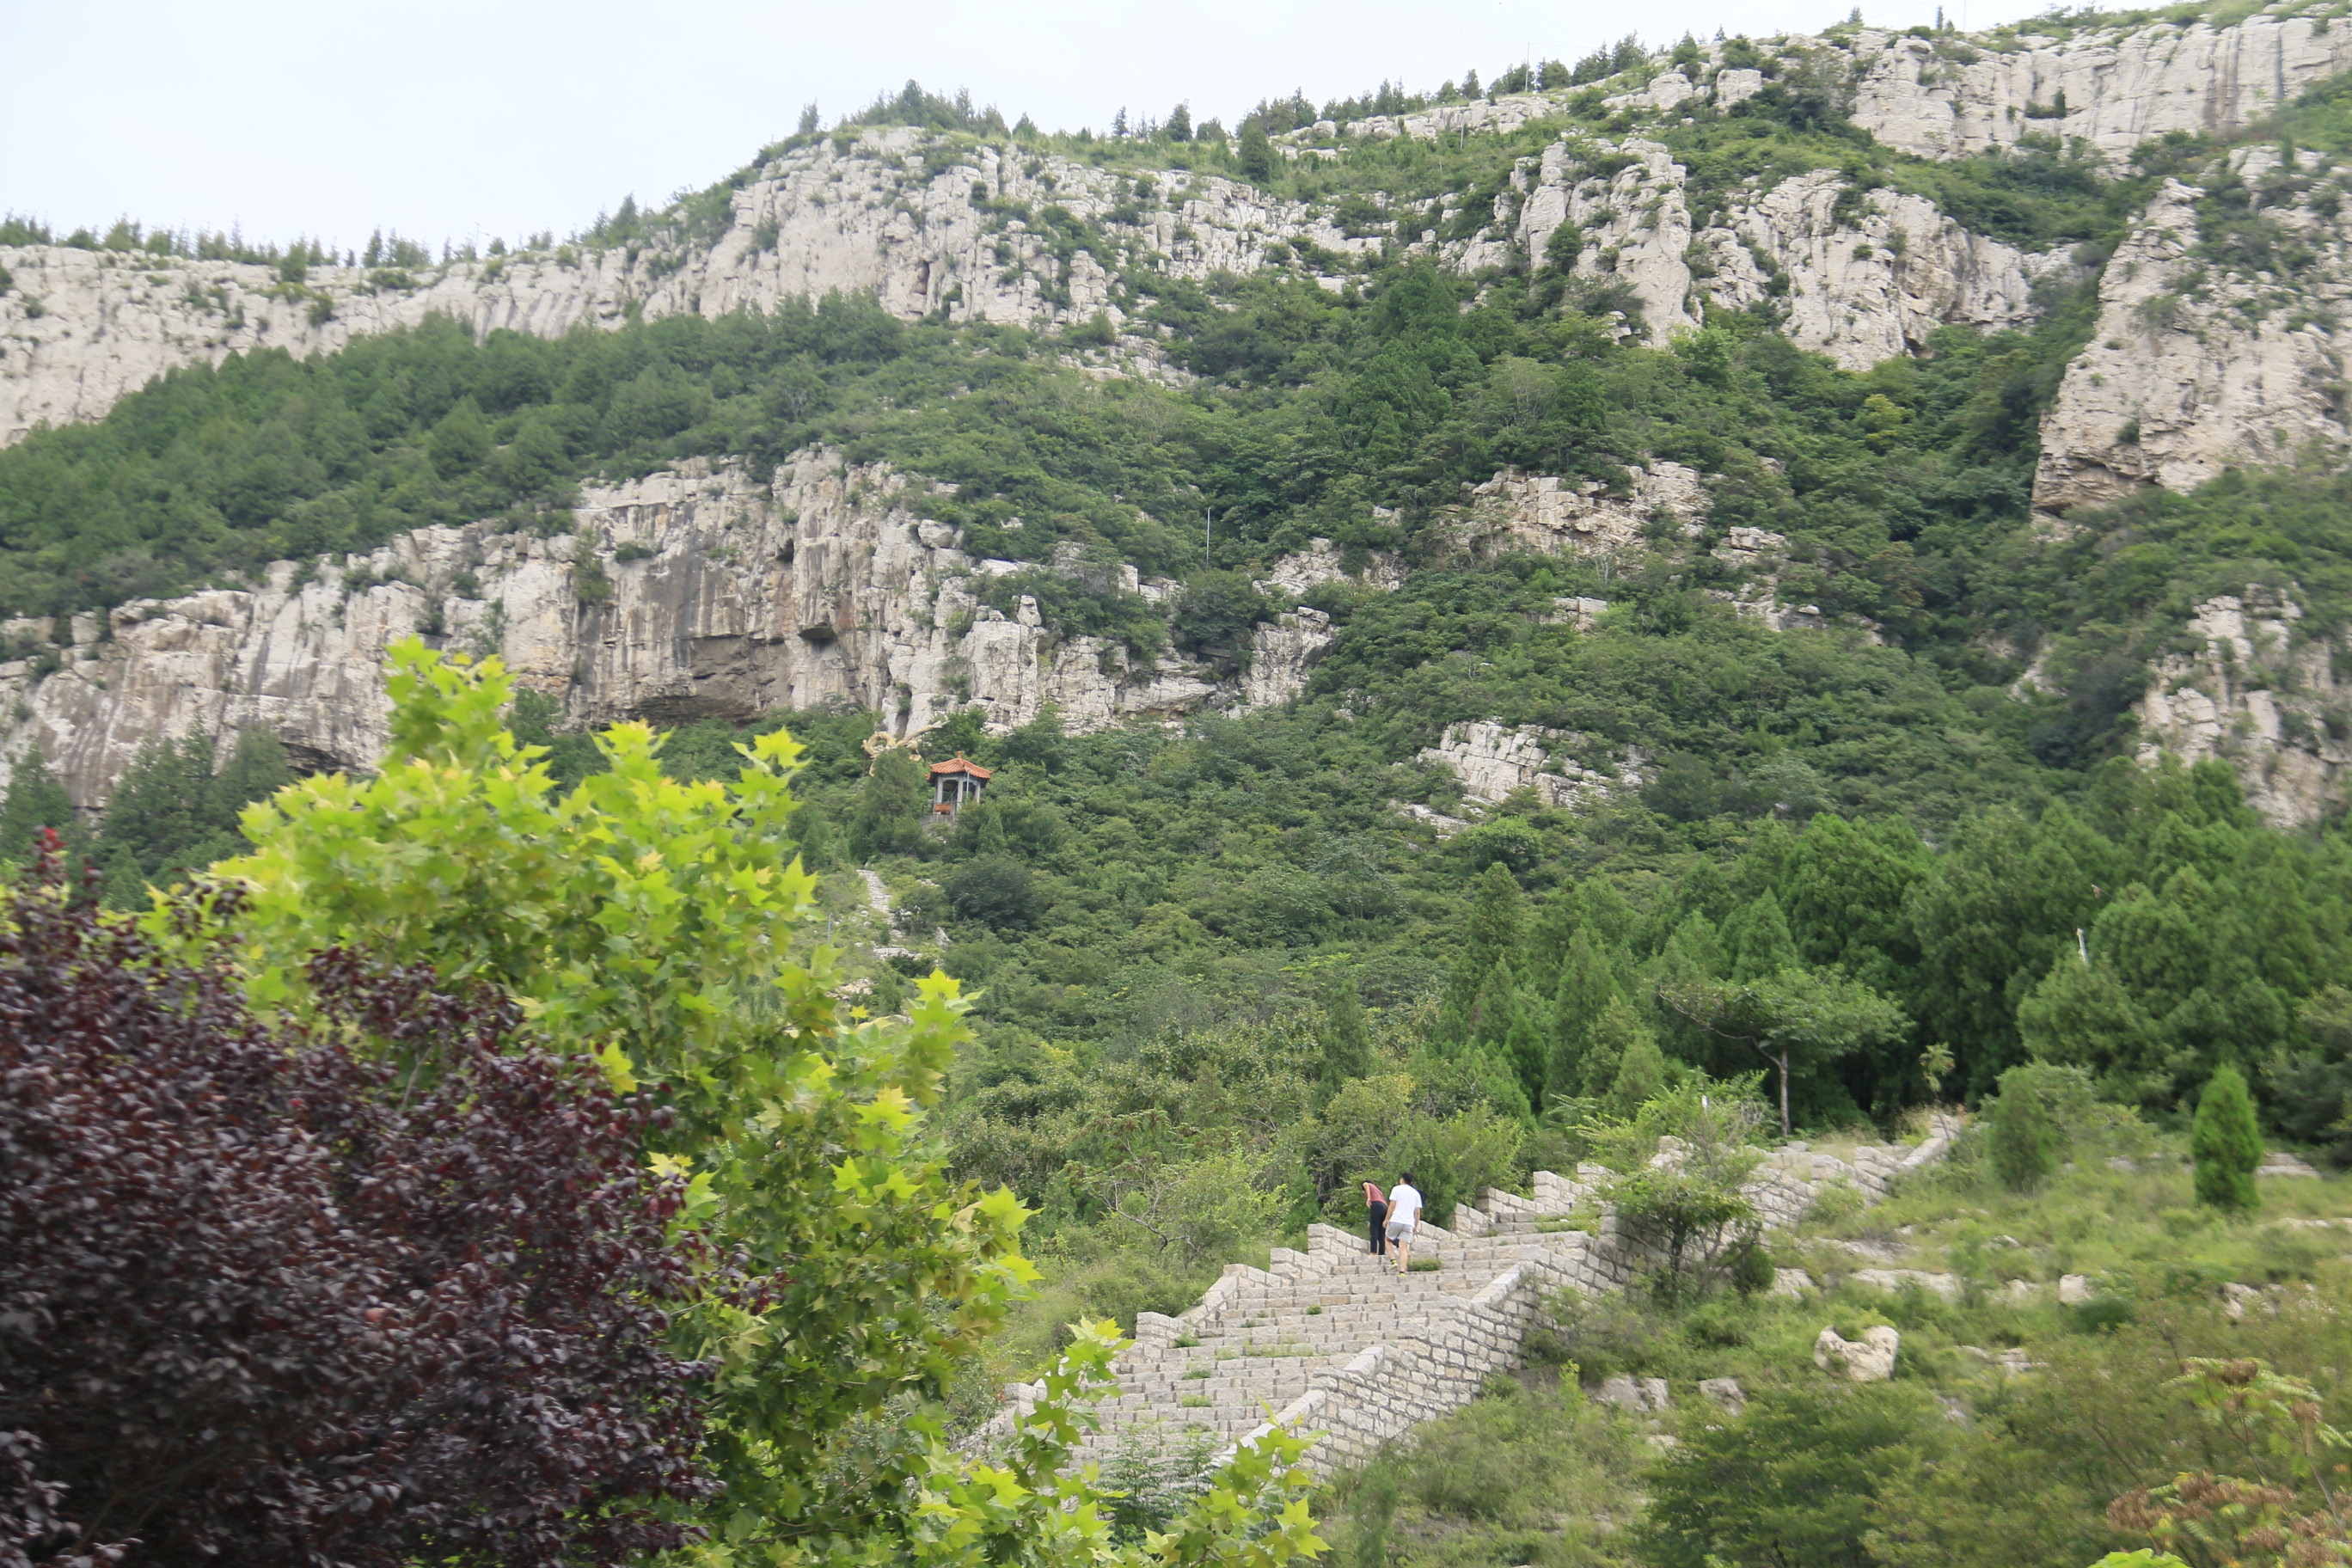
[1362,1180,1388,1256]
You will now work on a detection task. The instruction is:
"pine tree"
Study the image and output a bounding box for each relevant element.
[1469,966,1522,1056]
[1583,995,1649,1099]
[1237,119,1275,182]
[1984,1066,2063,1192]
[1546,928,1615,1106]
[1503,982,1549,1111]
[1318,976,1372,1090]
[2191,1063,2263,1212]
[210,729,294,830]
[1440,862,1525,1043]
[1602,1014,1668,1118]
[97,731,216,877]
[1525,882,1585,976]
[2016,950,2166,1104]
[0,751,79,863]
[1723,892,1800,981]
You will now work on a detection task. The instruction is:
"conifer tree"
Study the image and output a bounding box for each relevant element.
[1503,981,1549,1111]
[1237,119,1275,182]
[1546,927,1615,1106]
[1318,975,1372,1090]
[1984,1064,2063,1192]
[2017,950,2167,1104]
[1525,882,1585,976]
[1602,1008,1669,1117]
[2191,1063,2263,1212]
[1583,994,1648,1099]
[1723,891,1800,981]
[1439,861,1524,1043]
[0,750,79,863]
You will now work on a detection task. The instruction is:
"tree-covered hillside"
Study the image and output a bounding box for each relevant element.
[10,28,2352,1142]
[12,16,2352,1568]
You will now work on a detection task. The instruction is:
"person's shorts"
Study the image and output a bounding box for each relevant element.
[1386,1219,1415,1241]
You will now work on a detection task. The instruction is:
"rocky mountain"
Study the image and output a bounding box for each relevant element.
[10,3,2352,822]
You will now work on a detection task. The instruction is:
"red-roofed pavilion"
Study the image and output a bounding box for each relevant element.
[929,756,991,815]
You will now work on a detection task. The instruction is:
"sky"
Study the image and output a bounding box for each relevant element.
[3,0,2054,257]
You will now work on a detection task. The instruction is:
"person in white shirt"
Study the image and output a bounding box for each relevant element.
[1384,1173,1424,1274]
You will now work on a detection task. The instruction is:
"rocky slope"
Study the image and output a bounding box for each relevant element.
[2034,149,2352,511]
[16,3,2352,820]
[0,449,1359,810]
[2132,587,2352,825]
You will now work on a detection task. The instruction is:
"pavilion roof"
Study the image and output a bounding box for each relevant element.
[928,755,993,779]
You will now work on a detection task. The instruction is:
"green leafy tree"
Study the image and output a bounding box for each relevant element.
[1170,570,1271,666]
[1660,968,1909,1138]
[93,727,297,903]
[1640,1381,1945,1567]
[854,743,930,858]
[1602,1014,1669,1118]
[1586,1078,1764,1302]
[428,395,492,477]
[2190,1063,2263,1212]
[1440,861,1524,1042]
[2020,950,2173,1106]
[1721,891,1801,981]
[201,642,1043,1548]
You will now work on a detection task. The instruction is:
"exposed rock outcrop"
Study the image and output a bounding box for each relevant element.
[2035,169,2352,513]
[1255,537,1405,598]
[1696,170,2055,368]
[1499,137,1700,339]
[1447,462,1709,556]
[1847,18,2352,162]
[1815,1324,1901,1381]
[1417,721,1647,811]
[0,450,1323,809]
[0,127,1375,444]
[2134,589,2352,827]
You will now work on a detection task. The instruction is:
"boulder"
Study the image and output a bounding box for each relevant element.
[1852,1268,1963,1302]
[2058,1274,2094,1305]
[1699,1376,1746,1412]
[1814,1325,1900,1382]
[1769,1267,1817,1298]
[1592,1375,1671,1413]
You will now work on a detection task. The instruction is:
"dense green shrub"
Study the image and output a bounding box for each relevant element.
[1985,1063,2067,1192]
[2191,1063,2263,1211]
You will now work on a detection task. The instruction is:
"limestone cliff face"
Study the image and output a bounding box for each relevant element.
[1417,720,1647,812]
[1478,133,2053,362]
[1495,138,1700,339]
[1696,170,2055,367]
[0,118,2066,441]
[1845,18,2352,162]
[0,125,1375,444]
[1444,462,1710,557]
[2135,589,2352,827]
[0,450,1341,810]
[2035,162,2352,512]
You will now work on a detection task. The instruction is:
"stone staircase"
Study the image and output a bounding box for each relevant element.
[983,1117,1960,1478]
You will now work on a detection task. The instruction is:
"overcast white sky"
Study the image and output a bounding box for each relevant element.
[5,0,2052,256]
